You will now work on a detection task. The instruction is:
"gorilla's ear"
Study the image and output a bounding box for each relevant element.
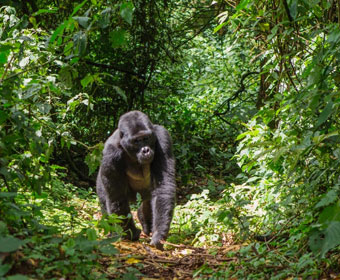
[119,130,124,138]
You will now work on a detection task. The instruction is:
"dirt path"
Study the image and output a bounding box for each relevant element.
[99,237,240,279]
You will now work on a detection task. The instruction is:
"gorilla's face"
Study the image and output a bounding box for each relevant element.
[131,132,155,164]
[119,111,156,165]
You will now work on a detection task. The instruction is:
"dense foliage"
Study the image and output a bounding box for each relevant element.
[1,0,340,279]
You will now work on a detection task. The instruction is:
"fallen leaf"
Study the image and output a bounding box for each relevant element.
[126,257,142,264]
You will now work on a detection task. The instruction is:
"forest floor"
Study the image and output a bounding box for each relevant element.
[100,237,240,279]
[93,205,241,279]
[92,179,243,279]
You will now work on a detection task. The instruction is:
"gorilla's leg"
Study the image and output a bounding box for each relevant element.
[96,173,108,214]
[107,199,141,241]
[150,192,175,250]
[98,164,140,241]
[137,200,152,235]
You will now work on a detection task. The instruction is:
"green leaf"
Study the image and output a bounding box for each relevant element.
[0,236,25,253]
[81,74,94,88]
[122,272,138,280]
[289,0,298,19]
[315,191,338,208]
[321,221,340,255]
[319,203,340,225]
[0,192,17,198]
[0,263,11,277]
[86,228,97,241]
[0,44,11,65]
[50,22,66,44]
[99,8,112,29]
[112,85,127,102]
[311,222,340,256]
[316,101,333,127]
[236,131,248,141]
[0,110,8,125]
[213,22,227,33]
[32,8,58,16]
[7,275,29,280]
[73,31,87,56]
[120,2,134,25]
[73,16,91,28]
[99,244,119,255]
[85,143,103,175]
[328,28,340,43]
[268,24,279,40]
[109,29,127,48]
[63,41,74,56]
[236,0,250,11]
[36,103,52,114]
[70,0,88,17]
[308,230,323,254]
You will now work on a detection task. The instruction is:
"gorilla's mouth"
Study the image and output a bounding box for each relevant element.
[138,153,154,164]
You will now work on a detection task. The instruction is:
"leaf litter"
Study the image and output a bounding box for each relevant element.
[98,234,240,279]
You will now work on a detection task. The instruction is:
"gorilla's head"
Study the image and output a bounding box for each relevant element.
[118,111,156,164]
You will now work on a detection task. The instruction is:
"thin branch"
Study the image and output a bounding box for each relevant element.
[282,0,293,22]
[215,71,260,115]
[84,59,143,78]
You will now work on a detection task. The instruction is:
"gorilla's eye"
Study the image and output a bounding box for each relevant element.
[133,138,142,144]
[133,135,150,144]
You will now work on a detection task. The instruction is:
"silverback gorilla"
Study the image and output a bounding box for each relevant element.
[96,111,176,250]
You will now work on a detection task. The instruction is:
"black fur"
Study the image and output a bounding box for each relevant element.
[96,111,176,249]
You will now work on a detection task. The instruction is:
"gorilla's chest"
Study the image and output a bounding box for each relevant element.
[126,164,151,191]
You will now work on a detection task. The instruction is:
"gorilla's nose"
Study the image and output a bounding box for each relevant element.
[142,147,150,155]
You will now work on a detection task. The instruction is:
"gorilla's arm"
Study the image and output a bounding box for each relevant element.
[96,131,140,240]
[150,125,176,248]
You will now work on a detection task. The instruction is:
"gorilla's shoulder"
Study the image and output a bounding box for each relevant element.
[153,125,173,155]
[103,130,120,151]
[153,125,171,140]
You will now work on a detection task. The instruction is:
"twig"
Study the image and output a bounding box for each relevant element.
[83,59,143,78]
[161,240,196,249]
[214,71,260,122]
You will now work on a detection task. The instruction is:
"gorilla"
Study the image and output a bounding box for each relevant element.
[96,111,176,250]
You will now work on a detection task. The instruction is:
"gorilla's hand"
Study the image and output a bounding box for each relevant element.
[150,235,164,251]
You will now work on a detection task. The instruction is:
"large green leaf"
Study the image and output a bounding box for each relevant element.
[315,191,338,208]
[99,244,119,255]
[316,101,333,127]
[328,28,340,43]
[120,2,134,25]
[98,8,112,29]
[309,222,340,256]
[70,0,88,17]
[289,0,298,19]
[7,275,29,280]
[86,228,97,241]
[0,110,8,125]
[320,222,340,256]
[50,22,66,44]
[0,263,11,277]
[236,0,250,11]
[73,31,87,56]
[319,203,340,225]
[0,236,25,253]
[0,44,11,65]
[109,29,127,48]
[73,16,91,28]
[80,74,94,88]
